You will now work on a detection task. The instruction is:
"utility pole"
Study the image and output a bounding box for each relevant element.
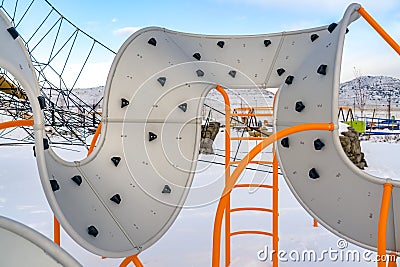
[388,93,391,121]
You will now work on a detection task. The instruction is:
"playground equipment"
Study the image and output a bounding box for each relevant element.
[0,215,81,266]
[0,1,399,267]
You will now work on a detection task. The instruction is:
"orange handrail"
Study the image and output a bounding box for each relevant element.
[212,122,334,267]
[0,119,34,129]
[87,122,102,156]
[377,183,393,267]
[215,85,232,266]
[358,7,400,55]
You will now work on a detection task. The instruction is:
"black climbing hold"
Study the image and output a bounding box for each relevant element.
[314,139,325,150]
[162,185,171,194]
[309,168,320,179]
[217,41,225,48]
[121,98,129,108]
[88,226,98,237]
[264,39,272,47]
[7,27,19,39]
[178,103,187,112]
[196,69,204,77]
[157,77,166,87]
[148,37,157,46]
[310,34,319,42]
[285,75,294,85]
[38,96,46,109]
[193,53,201,60]
[33,139,49,157]
[281,137,289,148]
[295,101,305,112]
[43,138,49,150]
[149,132,158,142]
[328,23,338,33]
[277,68,285,76]
[110,194,122,204]
[229,70,237,78]
[71,175,82,186]
[50,180,60,191]
[111,157,121,167]
[317,64,327,75]
[346,28,349,34]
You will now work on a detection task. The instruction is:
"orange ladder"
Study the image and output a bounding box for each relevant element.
[214,85,279,267]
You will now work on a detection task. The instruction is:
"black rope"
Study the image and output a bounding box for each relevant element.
[14,0,34,28]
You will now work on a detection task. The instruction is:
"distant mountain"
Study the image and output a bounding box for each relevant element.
[339,76,400,106]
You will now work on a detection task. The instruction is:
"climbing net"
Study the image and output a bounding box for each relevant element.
[0,0,116,147]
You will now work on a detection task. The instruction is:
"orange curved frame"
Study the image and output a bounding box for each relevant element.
[212,122,334,266]
[215,85,232,264]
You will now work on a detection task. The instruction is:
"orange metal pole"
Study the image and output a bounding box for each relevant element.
[272,150,279,267]
[388,253,397,267]
[377,183,393,267]
[119,255,143,267]
[215,84,232,267]
[87,122,102,156]
[212,122,334,267]
[54,216,60,245]
[358,7,400,55]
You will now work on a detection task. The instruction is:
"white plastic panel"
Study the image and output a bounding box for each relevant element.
[0,216,81,267]
[275,3,399,253]
[42,4,382,257]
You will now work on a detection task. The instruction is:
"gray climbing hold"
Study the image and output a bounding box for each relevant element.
[162,185,171,194]
[157,77,166,87]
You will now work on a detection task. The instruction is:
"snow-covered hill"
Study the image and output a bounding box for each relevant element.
[339,76,400,106]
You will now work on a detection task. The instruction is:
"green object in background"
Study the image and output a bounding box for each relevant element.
[343,121,366,133]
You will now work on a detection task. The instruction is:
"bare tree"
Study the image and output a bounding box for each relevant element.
[353,67,367,117]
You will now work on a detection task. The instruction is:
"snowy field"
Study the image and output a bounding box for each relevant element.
[0,127,398,266]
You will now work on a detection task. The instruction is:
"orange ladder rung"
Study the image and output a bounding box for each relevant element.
[230,207,273,213]
[230,160,272,165]
[233,183,273,189]
[230,230,273,237]
[230,113,272,117]
[231,137,266,141]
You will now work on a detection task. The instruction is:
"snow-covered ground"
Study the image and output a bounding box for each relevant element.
[0,128,398,266]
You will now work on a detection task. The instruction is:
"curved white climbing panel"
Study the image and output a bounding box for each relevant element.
[37,13,345,257]
[1,2,394,258]
[0,215,81,266]
[274,3,399,253]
